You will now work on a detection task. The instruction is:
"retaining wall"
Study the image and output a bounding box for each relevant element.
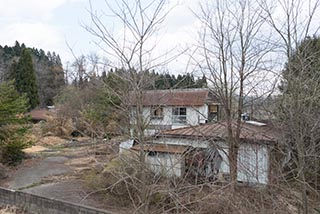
[0,187,113,214]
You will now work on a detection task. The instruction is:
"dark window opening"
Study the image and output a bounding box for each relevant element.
[151,106,164,119]
[208,105,218,122]
[172,107,187,124]
[148,151,158,156]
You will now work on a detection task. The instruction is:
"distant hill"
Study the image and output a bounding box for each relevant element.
[0,41,65,107]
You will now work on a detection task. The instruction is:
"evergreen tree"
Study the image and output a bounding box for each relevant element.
[196,75,208,88]
[6,60,17,81]
[13,41,21,56]
[0,81,29,165]
[0,81,29,126]
[0,42,65,107]
[15,49,39,109]
[277,36,320,189]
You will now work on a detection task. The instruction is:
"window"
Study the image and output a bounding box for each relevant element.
[151,107,163,119]
[208,105,218,122]
[148,151,157,156]
[172,107,187,124]
[209,105,218,113]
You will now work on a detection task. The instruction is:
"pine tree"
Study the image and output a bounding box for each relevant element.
[0,81,28,126]
[15,49,39,109]
[0,81,29,165]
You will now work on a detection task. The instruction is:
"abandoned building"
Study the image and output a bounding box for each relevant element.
[129,88,220,135]
[131,120,278,185]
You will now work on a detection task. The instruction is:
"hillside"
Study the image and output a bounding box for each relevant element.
[0,41,65,107]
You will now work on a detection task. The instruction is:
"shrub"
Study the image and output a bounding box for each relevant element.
[0,126,31,165]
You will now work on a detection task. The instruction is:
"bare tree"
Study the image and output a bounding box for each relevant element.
[259,0,320,213]
[194,0,274,185]
[83,0,177,212]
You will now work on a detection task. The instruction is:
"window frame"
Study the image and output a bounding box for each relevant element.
[172,107,187,124]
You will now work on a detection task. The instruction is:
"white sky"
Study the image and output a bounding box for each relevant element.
[0,0,199,74]
[0,0,319,76]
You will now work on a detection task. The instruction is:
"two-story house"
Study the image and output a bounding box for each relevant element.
[129,88,220,135]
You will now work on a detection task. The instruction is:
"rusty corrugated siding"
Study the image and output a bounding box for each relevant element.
[131,144,189,154]
[160,121,278,143]
[27,109,52,121]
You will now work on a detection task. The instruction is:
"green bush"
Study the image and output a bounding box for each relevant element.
[0,126,31,165]
[1,140,26,165]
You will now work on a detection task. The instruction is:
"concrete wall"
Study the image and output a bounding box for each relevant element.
[0,187,113,214]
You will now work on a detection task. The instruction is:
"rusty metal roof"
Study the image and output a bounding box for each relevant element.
[160,121,278,143]
[27,109,52,121]
[131,143,189,154]
[129,88,219,106]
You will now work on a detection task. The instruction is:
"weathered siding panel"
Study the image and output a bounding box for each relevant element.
[237,144,269,184]
[146,153,184,177]
[153,138,270,184]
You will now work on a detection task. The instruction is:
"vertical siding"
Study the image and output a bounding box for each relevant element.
[237,144,269,184]
[217,148,230,174]
[146,153,184,177]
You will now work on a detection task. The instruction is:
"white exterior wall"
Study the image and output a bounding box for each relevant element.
[148,105,209,128]
[146,153,184,177]
[130,105,209,135]
[154,137,270,184]
[237,143,269,184]
[195,105,208,124]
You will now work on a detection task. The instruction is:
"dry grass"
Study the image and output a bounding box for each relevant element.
[23,146,48,153]
[37,136,67,146]
[82,150,301,214]
[0,206,24,214]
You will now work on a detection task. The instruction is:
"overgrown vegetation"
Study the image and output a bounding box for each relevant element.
[83,151,296,213]
[54,79,123,138]
[0,0,319,213]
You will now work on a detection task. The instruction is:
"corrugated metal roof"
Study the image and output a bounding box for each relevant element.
[131,144,189,154]
[160,121,278,143]
[27,109,52,121]
[129,88,218,106]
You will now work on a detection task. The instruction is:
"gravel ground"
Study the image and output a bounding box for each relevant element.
[1,141,127,212]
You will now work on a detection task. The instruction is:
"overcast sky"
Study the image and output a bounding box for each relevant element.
[0,0,199,74]
[1,0,320,77]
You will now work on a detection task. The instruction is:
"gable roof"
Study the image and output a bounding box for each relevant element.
[159,121,278,143]
[129,88,219,107]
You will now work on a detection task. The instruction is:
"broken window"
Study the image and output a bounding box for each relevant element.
[208,104,218,122]
[185,147,222,182]
[151,106,164,119]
